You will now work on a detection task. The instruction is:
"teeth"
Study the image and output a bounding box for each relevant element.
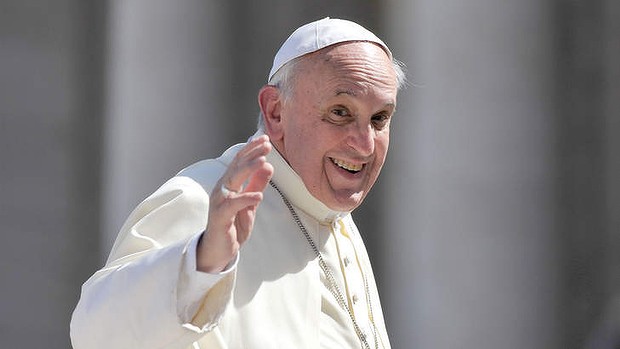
[332,158,363,172]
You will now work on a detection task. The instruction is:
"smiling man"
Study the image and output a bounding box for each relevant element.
[71,18,405,349]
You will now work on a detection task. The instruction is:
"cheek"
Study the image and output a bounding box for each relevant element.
[286,123,326,171]
[369,135,390,176]
[375,133,390,158]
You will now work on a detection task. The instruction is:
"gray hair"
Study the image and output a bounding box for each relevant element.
[256,53,407,131]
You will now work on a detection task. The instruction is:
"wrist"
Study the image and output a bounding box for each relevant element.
[196,232,236,273]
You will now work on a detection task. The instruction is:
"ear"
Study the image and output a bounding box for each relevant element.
[257,85,284,142]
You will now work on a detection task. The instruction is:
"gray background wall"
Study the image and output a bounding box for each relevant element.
[1,1,618,348]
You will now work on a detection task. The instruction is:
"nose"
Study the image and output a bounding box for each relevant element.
[347,123,375,157]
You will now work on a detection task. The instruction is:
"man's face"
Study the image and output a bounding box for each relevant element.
[274,42,398,211]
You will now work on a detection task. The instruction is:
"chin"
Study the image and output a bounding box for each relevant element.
[326,191,366,212]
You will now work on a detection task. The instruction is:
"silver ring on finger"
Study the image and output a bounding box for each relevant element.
[220,185,238,197]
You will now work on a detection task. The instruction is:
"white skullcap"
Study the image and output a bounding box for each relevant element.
[268,17,392,82]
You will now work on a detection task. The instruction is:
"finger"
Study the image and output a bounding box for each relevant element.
[227,136,270,179]
[244,161,274,194]
[226,153,271,193]
[210,192,263,225]
[235,164,272,244]
[235,134,270,159]
[226,141,272,191]
[213,155,267,200]
[235,205,256,244]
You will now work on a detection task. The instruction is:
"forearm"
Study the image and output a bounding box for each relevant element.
[70,238,200,349]
[70,176,236,349]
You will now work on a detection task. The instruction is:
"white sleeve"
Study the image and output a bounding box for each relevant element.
[70,176,236,349]
[177,232,238,322]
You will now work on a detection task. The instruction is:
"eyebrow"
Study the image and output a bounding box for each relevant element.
[335,89,357,97]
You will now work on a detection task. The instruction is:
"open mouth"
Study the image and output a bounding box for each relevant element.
[331,158,364,174]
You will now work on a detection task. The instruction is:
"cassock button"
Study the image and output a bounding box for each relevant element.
[343,256,351,267]
[352,294,359,304]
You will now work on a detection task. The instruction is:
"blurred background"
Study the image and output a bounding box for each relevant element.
[1,0,618,348]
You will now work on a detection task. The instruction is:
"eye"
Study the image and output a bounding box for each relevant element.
[371,113,391,130]
[331,106,351,118]
[324,106,354,125]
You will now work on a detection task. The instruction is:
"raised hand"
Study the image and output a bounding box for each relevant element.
[196,135,274,273]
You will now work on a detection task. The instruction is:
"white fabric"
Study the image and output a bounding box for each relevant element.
[268,17,392,81]
[70,131,391,348]
[178,234,238,323]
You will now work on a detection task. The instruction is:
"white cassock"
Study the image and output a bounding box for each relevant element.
[71,131,391,349]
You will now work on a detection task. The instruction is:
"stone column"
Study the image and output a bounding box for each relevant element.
[102,1,231,255]
[381,1,558,348]
[606,0,620,317]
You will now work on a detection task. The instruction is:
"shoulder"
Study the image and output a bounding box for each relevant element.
[176,143,246,193]
[124,176,211,231]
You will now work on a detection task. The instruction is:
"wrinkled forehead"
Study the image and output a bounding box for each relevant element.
[285,43,398,109]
